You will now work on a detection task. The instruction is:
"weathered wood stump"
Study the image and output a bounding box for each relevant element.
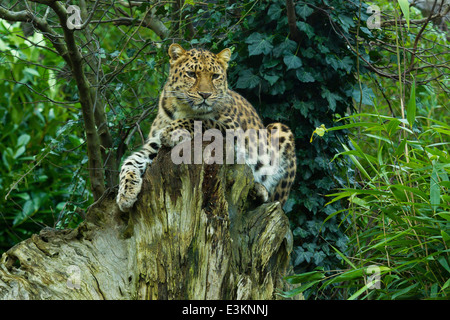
[0,146,296,300]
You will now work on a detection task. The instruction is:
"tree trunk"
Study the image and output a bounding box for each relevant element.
[0,146,297,300]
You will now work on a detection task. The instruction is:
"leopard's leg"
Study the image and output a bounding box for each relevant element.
[159,118,233,147]
[252,123,296,207]
[116,134,161,212]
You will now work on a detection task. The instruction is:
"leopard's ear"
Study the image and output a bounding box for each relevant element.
[168,43,186,61]
[217,48,231,65]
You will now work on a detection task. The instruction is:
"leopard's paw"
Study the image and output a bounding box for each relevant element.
[116,193,138,212]
[116,172,143,212]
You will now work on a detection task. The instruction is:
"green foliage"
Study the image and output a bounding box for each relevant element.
[284,0,450,299]
[284,97,450,299]
[0,21,88,252]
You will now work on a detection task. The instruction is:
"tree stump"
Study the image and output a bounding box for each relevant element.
[0,146,296,300]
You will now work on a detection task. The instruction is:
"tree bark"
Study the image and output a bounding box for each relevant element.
[0,146,298,300]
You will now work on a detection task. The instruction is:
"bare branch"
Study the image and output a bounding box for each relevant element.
[381,5,450,27]
[286,0,302,43]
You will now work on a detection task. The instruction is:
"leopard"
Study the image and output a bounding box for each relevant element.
[116,43,296,212]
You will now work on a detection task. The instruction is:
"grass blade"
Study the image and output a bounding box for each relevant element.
[407,77,416,127]
[398,0,410,29]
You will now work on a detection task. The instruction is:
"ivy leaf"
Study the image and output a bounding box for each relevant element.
[245,33,273,56]
[273,39,297,57]
[321,87,342,111]
[293,226,309,238]
[296,3,314,20]
[351,85,375,106]
[301,47,316,59]
[294,247,313,265]
[337,14,355,33]
[235,69,261,89]
[296,21,315,38]
[296,69,315,83]
[267,4,283,21]
[293,100,314,117]
[326,55,353,73]
[269,80,286,96]
[283,54,302,70]
[314,251,327,265]
[263,74,279,86]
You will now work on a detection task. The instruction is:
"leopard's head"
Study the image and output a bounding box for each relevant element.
[165,43,231,113]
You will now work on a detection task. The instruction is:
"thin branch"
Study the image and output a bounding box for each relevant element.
[2,77,79,110]
[76,0,102,30]
[381,5,450,27]
[286,0,302,43]
[97,16,170,39]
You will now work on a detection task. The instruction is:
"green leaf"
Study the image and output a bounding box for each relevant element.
[394,138,407,157]
[321,87,342,111]
[13,198,39,226]
[263,74,279,86]
[337,14,355,32]
[392,283,419,299]
[386,118,401,136]
[438,212,450,221]
[348,283,372,300]
[280,280,321,298]
[407,77,416,127]
[283,54,302,70]
[235,69,260,89]
[17,134,31,147]
[13,146,25,159]
[323,269,364,286]
[296,3,314,20]
[285,270,325,284]
[352,85,375,106]
[245,33,273,56]
[293,100,314,118]
[273,39,297,57]
[442,278,450,291]
[430,164,440,211]
[296,69,315,82]
[398,0,410,29]
[331,245,357,269]
[326,55,353,73]
[441,230,450,244]
[23,67,40,77]
[339,143,372,181]
[296,21,315,38]
[267,4,282,21]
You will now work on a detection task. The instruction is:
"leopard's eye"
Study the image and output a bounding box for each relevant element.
[212,73,221,80]
[187,71,196,78]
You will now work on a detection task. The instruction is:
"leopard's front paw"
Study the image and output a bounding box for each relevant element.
[116,172,143,212]
[116,193,138,212]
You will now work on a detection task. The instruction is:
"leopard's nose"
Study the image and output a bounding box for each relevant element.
[198,91,212,99]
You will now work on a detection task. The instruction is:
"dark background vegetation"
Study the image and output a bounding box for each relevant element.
[0,0,449,299]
